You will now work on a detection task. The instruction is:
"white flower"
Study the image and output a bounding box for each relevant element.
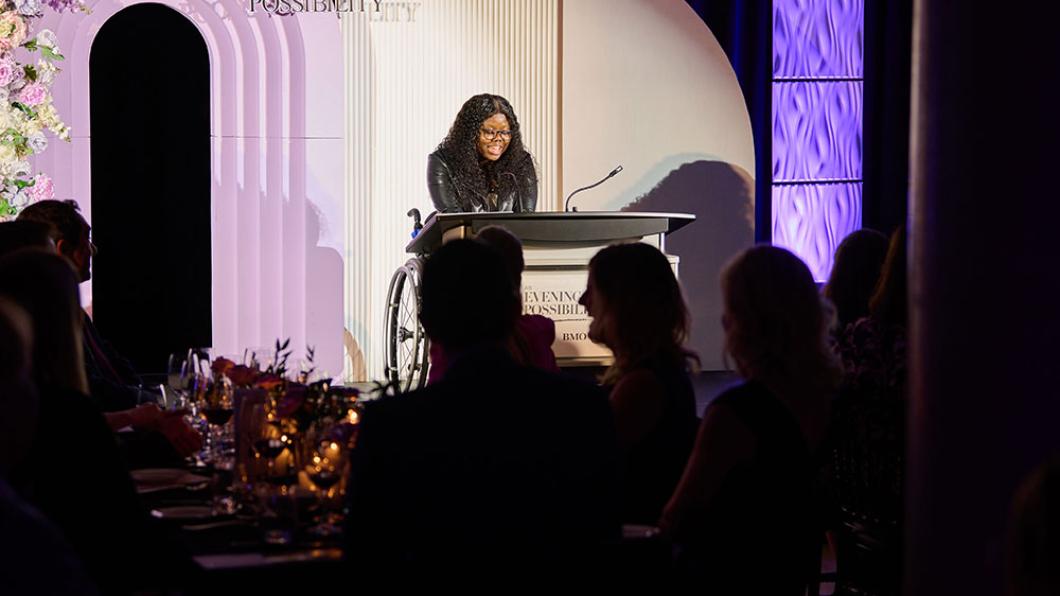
[0,144,16,165]
[10,188,29,208]
[35,28,57,49]
[8,66,24,91]
[36,60,58,85]
[15,0,41,16]
[12,160,31,178]
[27,132,46,153]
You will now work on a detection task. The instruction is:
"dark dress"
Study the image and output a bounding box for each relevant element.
[346,347,620,580]
[9,388,193,594]
[615,358,699,524]
[674,381,819,594]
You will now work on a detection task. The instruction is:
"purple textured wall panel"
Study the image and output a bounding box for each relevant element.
[773,0,863,280]
[771,182,862,281]
[772,81,862,181]
[773,0,863,78]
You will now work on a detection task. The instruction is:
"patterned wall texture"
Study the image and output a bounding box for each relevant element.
[772,0,863,280]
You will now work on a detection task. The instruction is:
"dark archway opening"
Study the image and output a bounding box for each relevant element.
[90,3,211,374]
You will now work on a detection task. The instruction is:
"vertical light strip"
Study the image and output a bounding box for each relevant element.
[771,0,864,281]
[343,11,374,381]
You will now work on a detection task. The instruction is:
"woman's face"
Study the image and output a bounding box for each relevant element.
[579,273,612,348]
[477,112,511,161]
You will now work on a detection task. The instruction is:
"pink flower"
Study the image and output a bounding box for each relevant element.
[0,58,17,87]
[0,12,27,51]
[17,82,46,106]
[26,174,53,202]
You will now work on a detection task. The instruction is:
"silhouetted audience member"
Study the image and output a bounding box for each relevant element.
[17,200,201,463]
[347,239,620,582]
[661,245,841,594]
[578,242,699,524]
[0,250,192,595]
[836,225,908,398]
[0,220,56,256]
[824,228,889,329]
[17,199,153,411]
[827,226,909,595]
[0,297,99,595]
[427,225,559,383]
[1008,455,1060,596]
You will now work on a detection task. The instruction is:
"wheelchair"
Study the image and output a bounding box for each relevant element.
[383,209,430,392]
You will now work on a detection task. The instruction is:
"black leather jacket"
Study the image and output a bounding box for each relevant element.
[427,150,538,213]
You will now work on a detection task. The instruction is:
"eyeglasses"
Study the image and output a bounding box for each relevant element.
[479,128,512,141]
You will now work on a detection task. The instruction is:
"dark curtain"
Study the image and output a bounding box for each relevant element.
[684,0,773,242]
[90,4,211,375]
[863,0,913,236]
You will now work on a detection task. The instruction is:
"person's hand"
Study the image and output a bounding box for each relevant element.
[126,403,164,430]
[156,412,204,457]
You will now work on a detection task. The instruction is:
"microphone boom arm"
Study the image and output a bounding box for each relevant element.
[564,165,623,212]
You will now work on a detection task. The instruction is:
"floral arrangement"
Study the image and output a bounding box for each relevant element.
[210,339,361,444]
[0,0,84,219]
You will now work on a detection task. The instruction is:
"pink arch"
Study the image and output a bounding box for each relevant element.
[34,1,338,368]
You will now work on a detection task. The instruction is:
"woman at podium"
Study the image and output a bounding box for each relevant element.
[427,94,538,213]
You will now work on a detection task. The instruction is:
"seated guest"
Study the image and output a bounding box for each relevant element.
[0,250,194,595]
[836,225,908,398]
[347,239,620,581]
[17,200,201,461]
[828,226,908,594]
[0,298,99,595]
[577,242,699,524]
[427,225,559,383]
[17,200,153,411]
[823,228,889,330]
[0,220,57,255]
[660,245,841,593]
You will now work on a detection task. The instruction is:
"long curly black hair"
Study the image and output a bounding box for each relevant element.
[435,94,537,206]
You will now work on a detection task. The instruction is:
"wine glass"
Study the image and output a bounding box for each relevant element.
[306,437,349,537]
[198,375,234,468]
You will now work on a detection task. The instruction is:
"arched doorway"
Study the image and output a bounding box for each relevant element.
[89,3,211,374]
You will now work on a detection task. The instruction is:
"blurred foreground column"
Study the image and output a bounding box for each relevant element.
[906,2,1060,594]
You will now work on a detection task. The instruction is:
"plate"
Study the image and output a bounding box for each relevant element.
[131,468,187,485]
[152,506,217,521]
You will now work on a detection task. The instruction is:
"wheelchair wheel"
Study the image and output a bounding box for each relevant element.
[383,257,430,391]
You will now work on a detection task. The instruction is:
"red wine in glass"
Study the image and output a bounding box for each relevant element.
[203,407,234,426]
[253,438,287,459]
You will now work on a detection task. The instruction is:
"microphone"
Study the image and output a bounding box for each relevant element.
[564,165,623,212]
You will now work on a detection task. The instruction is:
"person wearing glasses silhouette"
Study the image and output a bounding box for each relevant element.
[427,94,539,213]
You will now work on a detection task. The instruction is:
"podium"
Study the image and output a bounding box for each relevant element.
[405,211,694,368]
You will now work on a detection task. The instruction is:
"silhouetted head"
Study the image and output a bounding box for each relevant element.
[580,242,697,382]
[17,199,94,282]
[0,220,57,258]
[420,239,519,351]
[0,249,88,395]
[868,225,908,331]
[475,225,525,291]
[722,245,840,393]
[824,229,889,329]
